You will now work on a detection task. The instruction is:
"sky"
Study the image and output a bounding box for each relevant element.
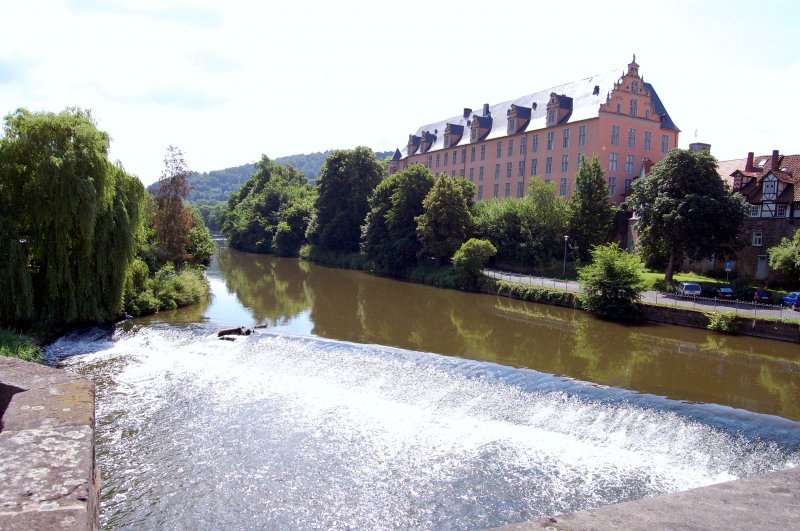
[1,0,799,186]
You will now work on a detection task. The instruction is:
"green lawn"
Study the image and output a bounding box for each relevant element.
[641,270,727,289]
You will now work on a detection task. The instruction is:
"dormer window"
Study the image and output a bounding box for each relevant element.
[763,177,777,199]
[547,109,555,125]
[630,99,638,117]
[631,80,639,94]
[507,116,516,135]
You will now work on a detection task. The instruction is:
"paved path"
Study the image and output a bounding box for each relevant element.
[484,269,800,322]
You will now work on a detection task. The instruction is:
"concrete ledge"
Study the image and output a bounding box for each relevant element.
[505,465,800,531]
[0,357,98,530]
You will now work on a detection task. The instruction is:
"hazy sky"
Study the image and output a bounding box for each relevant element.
[1,0,798,185]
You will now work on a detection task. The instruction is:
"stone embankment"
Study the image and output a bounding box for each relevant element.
[0,357,97,530]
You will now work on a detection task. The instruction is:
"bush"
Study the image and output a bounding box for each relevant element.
[452,239,497,285]
[578,243,647,320]
[493,280,577,307]
[123,263,208,316]
[706,311,741,334]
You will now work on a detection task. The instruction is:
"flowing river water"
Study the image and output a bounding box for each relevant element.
[47,245,800,529]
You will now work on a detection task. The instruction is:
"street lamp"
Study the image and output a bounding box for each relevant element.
[562,235,569,277]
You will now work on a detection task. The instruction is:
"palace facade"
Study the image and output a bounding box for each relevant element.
[388,57,680,203]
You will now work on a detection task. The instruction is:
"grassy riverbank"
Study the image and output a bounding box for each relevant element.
[0,330,43,363]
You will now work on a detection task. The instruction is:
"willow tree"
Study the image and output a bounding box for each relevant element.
[0,108,145,326]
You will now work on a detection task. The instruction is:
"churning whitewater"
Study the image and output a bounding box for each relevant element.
[51,326,799,530]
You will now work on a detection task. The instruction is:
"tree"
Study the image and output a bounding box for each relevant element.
[361,164,435,273]
[629,149,747,282]
[452,238,497,285]
[578,243,647,320]
[768,229,800,284]
[307,147,384,253]
[153,146,194,267]
[568,156,615,261]
[0,108,145,325]
[415,175,474,264]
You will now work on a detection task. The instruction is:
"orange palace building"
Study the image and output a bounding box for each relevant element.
[388,57,680,204]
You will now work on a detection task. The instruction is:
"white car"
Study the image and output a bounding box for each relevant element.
[675,282,702,297]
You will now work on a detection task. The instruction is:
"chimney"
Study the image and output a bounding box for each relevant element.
[483,103,490,116]
[745,152,754,172]
[772,149,779,170]
[463,108,472,119]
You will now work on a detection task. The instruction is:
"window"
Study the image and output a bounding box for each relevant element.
[611,125,619,146]
[546,156,553,175]
[428,155,432,167]
[547,131,554,150]
[444,151,448,167]
[436,154,440,168]
[517,181,524,198]
[626,155,635,174]
[469,167,474,182]
[544,178,552,185]
[661,134,669,154]
[451,170,455,177]
[452,151,457,165]
[624,178,632,193]
[561,155,569,172]
[479,166,484,181]
[532,135,539,153]
[520,136,527,155]
[749,205,760,217]
[507,117,515,135]
[616,103,621,113]
[763,179,777,198]
[531,158,538,176]
[460,169,465,177]
[644,131,651,151]
[752,231,763,247]
[496,141,502,158]
[477,185,483,199]
[518,160,525,177]
[559,177,567,196]
[578,125,586,147]
[609,153,618,172]
[495,164,500,179]
[470,146,476,162]
[628,128,636,149]
[577,153,585,171]
[493,183,499,198]
[506,162,513,178]
[480,143,486,161]
[563,128,570,149]
[508,139,514,157]
[505,182,511,197]
[461,149,466,163]
[630,99,638,117]
[631,80,639,94]
[777,204,788,217]
[547,109,555,124]
[645,108,650,119]
[608,176,617,196]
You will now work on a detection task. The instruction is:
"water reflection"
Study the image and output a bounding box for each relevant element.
[198,246,800,420]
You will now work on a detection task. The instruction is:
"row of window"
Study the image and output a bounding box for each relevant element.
[610,127,667,153]
[433,152,641,179]
[749,204,789,218]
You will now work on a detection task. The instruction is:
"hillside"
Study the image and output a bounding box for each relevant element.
[147,150,394,203]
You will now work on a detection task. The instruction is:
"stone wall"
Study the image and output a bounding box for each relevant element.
[0,357,98,530]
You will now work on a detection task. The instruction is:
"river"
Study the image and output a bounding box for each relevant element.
[47,245,800,529]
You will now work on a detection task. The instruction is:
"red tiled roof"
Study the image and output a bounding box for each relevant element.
[717,153,800,199]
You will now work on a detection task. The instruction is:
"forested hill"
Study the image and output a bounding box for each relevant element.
[147,150,394,203]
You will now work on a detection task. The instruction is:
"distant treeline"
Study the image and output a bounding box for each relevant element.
[147,150,394,204]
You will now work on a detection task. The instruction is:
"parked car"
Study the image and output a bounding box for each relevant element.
[782,292,800,308]
[753,289,772,303]
[715,287,736,299]
[675,282,702,297]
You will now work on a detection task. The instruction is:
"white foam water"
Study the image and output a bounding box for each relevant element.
[53,326,799,530]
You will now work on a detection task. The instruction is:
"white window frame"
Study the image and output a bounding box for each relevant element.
[752,231,763,247]
[749,205,760,217]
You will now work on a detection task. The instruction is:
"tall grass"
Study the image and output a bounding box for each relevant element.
[0,330,43,363]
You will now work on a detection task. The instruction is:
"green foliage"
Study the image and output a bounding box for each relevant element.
[405,263,464,289]
[0,108,145,326]
[361,164,435,274]
[493,280,577,307]
[220,155,316,256]
[473,180,568,267]
[768,229,800,284]
[705,312,741,335]
[307,147,385,253]
[194,200,227,232]
[301,246,371,271]
[568,156,615,261]
[415,174,474,264]
[0,329,42,363]
[452,238,496,283]
[578,243,647,320]
[629,149,747,281]
[123,262,208,316]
